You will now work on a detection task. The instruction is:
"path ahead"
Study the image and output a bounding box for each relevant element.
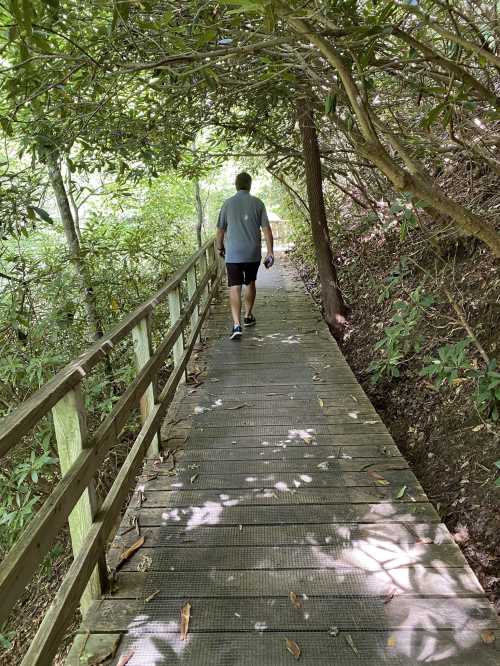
[68,256,499,665]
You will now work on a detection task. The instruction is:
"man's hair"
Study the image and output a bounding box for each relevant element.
[235,172,252,191]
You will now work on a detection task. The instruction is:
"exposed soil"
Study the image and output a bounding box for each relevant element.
[289,233,500,613]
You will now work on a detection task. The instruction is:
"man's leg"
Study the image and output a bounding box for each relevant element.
[244,281,256,317]
[229,285,242,325]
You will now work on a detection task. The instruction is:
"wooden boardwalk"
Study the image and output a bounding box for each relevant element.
[67,256,500,665]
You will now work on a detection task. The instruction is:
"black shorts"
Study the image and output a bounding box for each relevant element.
[226,261,260,287]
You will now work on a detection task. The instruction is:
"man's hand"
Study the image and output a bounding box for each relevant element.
[264,254,274,269]
[218,245,225,258]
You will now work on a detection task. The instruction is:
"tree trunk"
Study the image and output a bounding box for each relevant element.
[194,179,204,249]
[296,96,347,338]
[45,150,103,340]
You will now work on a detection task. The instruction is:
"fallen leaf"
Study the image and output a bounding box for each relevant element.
[384,586,398,604]
[318,398,324,408]
[116,652,134,666]
[224,403,248,410]
[395,485,407,499]
[328,626,339,637]
[180,602,191,640]
[145,589,159,603]
[289,591,302,609]
[472,424,484,432]
[452,524,470,544]
[368,470,389,485]
[117,536,145,570]
[350,395,358,402]
[286,639,301,659]
[417,537,434,544]
[481,629,496,645]
[387,636,397,648]
[344,633,359,656]
[190,474,199,484]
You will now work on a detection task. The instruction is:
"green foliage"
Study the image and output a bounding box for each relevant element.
[420,339,472,387]
[369,287,434,383]
[0,446,58,554]
[474,361,500,421]
[378,257,410,303]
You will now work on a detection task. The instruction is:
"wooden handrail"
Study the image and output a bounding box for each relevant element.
[0,236,216,459]
[22,274,221,665]
[0,237,222,663]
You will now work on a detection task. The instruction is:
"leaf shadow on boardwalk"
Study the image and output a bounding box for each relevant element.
[67,256,500,665]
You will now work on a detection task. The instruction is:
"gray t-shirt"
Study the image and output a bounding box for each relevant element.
[216,190,269,263]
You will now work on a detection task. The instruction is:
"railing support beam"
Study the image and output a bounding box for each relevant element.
[168,285,184,367]
[132,316,160,457]
[52,386,101,615]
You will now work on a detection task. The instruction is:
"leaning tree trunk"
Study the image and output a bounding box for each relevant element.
[45,150,103,340]
[194,179,204,249]
[296,96,347,338]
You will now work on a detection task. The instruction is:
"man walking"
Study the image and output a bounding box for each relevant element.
[216,172,274,339]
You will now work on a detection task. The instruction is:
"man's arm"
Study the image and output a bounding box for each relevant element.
[260,201,274,264]
[216,227,225,256]
[263,225,274,258]
[216,205,227,257]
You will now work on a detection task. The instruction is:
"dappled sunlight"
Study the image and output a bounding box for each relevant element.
[162,500,225,531]
[127,620,189,657]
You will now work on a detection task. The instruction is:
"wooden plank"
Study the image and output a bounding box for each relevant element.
[67,630,500,666]
[133,485,428,507]
[0,236,216,458]
[168,433,394,449]
[143,458,410,474]
[113,522,453,549]
[139,469,420,490]
[123,502,440,527]
[80,596,499,633]
[108,542,466,572]
[132,316,159,457]
[175,443,402,460]
[110,564,485,599]
[52,386,101,614]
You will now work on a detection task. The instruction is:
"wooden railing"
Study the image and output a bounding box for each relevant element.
[0,237,222,665]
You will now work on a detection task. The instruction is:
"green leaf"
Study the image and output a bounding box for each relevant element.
[30,206,55,224]
[325,93,337,115]
[494,461,500,470]
[395,485,407,499]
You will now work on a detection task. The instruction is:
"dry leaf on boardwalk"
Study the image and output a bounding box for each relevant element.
[180,602,191,640]
[318,398,324,408]
[417,536,434,544]
[224,403,249,410]
[117,536,145,570]
[116,652,134,666]
[286,639,301,659]
[384,586,398,604]
[289,591,302,609]
[145,589,159,603]
[190,474,199,484]
[481,629,496,645]
[395,485,407,499]
[367,470,389,485]
[344,633,359,656]
[387,636,397,648]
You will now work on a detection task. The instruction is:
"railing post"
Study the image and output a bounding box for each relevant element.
[186,265,198,333]
[132,316,160,457]
[168,285,184,367]
[52,385,101,615]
